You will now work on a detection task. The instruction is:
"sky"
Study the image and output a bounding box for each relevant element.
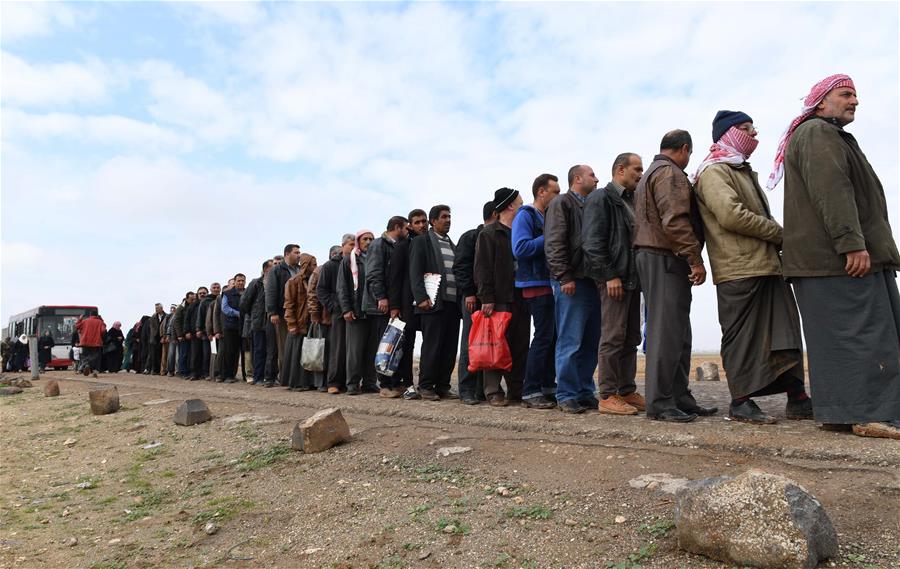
[1,1,898,350]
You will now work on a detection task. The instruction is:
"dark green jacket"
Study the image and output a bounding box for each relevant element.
[783,117,900,277]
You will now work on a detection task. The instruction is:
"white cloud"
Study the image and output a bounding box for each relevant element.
[0,1,80,42]
[1,51,111,107]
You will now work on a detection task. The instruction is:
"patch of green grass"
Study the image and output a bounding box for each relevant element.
[75,476,101,491]
[505,505,552,520]
[408,503,431,520]
[638,518,675,538]
[402,542,422,551]
[375,555,405,569]
[90,561,126,569]
[606,543,657,569]
[98,495,118,505]
[137,445,168,462]
[411,463,467,484]
[51,490,71,502]
[122,488,171,522]
[233,423,261,442]
[235,443,292,471]
[435,516,471,535]
[160,469,176,478]
[483,553,511,567]
[192,497,256,525]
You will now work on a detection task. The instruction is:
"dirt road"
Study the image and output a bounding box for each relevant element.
[1,370,897,569]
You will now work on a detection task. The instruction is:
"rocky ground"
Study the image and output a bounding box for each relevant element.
[0,362,898,569]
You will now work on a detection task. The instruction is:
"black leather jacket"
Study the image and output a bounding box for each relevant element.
[583,182,639,290]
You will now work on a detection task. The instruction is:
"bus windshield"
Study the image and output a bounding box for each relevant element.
[39,315,80,345]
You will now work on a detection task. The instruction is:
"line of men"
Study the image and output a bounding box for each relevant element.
[124,73,899,439]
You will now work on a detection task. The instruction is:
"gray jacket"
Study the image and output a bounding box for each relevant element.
[364,234,395,316]
[240,277,268,332]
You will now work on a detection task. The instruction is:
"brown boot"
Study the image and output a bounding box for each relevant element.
[620,392,646,412]
[851,422,900,440]
[487,393,507,407]
[379,387,401,399]
[327,386,340,395]
[599,395,638,416]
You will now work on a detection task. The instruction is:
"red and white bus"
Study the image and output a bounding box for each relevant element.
[6,305,99,370]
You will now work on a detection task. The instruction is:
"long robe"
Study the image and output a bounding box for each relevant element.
[38,335,55,367]
[716,275,804,399]
[793,270,900,424]
[104,328,125,372]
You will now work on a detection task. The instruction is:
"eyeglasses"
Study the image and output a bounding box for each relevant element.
[736,124,758,134]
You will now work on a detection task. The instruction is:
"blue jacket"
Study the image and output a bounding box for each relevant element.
[511,204,550,288]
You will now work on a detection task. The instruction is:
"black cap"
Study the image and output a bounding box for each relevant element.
[712,110,753,142]
[493,187,519,211]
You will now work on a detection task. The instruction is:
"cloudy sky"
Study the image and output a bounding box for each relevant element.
[2,1,898,350]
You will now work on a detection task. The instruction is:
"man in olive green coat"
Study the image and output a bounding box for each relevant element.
[694,110,812,425]
[774,74,900,439]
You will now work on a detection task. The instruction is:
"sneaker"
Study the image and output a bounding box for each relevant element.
[558,399,587,414]
[851,421,900,440]
[785,398,814,420]
[620,392,646,412]
[402,386,421,400]
[599,395,639,416]
[418,388,440,401]
[728,400,776,425]
[647,408,697,422]
[346,384,362,395]
[327,386,340,395]
[263,381,275,388]
[521,396,556,410]
[379,388,401,399]
[487,393,507,407]
[460,394,480,405]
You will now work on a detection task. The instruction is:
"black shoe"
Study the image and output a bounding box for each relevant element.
[521,396,556,410]
[785,398,814,420]
[728,400,776,424]
[436,389,458,400]
[361,384,380,394]
[545,393,557,404]
[648,408,698,423]
[418,388,440,401]
[263,381,275,388]
[460,394,480,405]
[317,386,328,392]
[346,384,362,395]
[579,396,600,410]
[679,405,718,416]
[558,399,587,414]
[215,378,225,383]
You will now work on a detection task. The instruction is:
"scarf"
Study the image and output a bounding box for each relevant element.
[766,74,855,190]
[691,126,759,183]
[350,229,373,291]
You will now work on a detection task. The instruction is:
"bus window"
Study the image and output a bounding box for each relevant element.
[41,316,80,345]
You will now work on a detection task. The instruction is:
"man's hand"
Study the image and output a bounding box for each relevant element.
[560,281,576,296]
[845,249,870,277]
[269,314,280,325]
[606,278,624,301]
[197,331,205,339]
[214,334,221,340]
[377,299,389,313]
[481,303,495,317]
[465,295,477,313]
[389,308,400,319]
[288,328,300,336]
[185,333,192,340]
[417,299,433,311]
[177,337,183,342]
[343,311,356,322]
[688,264,706,286]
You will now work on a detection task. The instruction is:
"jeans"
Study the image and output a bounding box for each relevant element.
[551,278,601,404]
[457,299,483,399]
[177,339,190,376]
[522,293,557,399]
[251,329,267,383]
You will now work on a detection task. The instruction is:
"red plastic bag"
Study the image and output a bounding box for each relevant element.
[467,310,512,372]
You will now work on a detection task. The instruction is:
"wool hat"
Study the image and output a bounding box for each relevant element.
[712,110,753,143]
[493,187,519,211]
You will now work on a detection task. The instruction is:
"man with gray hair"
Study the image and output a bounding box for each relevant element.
[318,234,355,393]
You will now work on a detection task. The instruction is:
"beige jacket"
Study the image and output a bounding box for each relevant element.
[694,162,782,284]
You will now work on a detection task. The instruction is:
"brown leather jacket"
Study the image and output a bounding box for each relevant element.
[284,254,317,335]
[307,266,331,326]
[633,154,705,266]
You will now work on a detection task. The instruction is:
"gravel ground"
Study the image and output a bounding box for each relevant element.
[0,368,898,569]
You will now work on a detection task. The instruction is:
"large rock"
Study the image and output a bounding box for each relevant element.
[695,361,720,381]
[0,386,23,396]
[291,408,351,453]
[44,380,60,397]
[173,399,211,426]
[88,386,120,415]
[675,469,837,569]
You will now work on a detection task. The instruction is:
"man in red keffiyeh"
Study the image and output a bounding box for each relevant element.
[694,110,812,425]
[780,75,900,439]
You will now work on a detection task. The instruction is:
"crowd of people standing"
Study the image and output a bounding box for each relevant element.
[27,74,898,440]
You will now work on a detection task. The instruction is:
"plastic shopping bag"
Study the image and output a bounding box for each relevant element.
[374,317,406,377]
[301,323,326,372]
[467,310,512,372]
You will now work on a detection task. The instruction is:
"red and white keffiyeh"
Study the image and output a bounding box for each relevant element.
[766,74,856,190]
[350,229,374,291]
[690,126,759,184]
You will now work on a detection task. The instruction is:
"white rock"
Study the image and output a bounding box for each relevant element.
[62,439,77,447]
[436,446,472,457]
[628,473,691,495]
[615,516,626,524]
[203,522,218,535]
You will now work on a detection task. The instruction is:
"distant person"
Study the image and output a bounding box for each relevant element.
[1,336,11,372]
[337,229,379,395]
[196,283,221,380]
[307,249,335,391]
[186,287,208,380]
[776,74,900,439]
[241,261,273,385]
[38,330,55,372]
[454,202,495,405]
[10,335,29,372]
[266,244,302,384]
[318,235,355,393]
[474,188,528,406]
[104,321,125,373]
[634,130,717,422]
[282,255,317,390]
[163,304,177,376]
[145,303,165,375]
[76,314,106,377]
[583,153,647,416]
[410,205,461,401]
[173,292,196,378]
[544,164,602,414]
[220,273,247,382]
[512,173,561,410]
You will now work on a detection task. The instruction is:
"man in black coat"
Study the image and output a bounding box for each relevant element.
[318,235,354,393]
[265,244,301,385]
[388,209,428,395]
[453,201,495,404]
[583,153,647,416]
[241,260,274,385]
[186,286,207,380]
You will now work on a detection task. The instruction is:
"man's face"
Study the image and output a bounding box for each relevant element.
[170,306,176,314]
[735,122,758,139]
[341,240,355,256]
[197,289,208,300]
[538,180,561,205]
[674,144,693,170]
[409,215,428,236]
[620,156,644,191]
[187,293,196,304]
[577,167,599,191]
[210,283,221,295]
[432,210,451,234]
[273,258,283,266]
[818,87,858,125]
[235,276,246,290]
[358,233,374,253]
[155,304,164,315]
[508,195,523,215]
[287,247,301,265]
[400,225,409,239]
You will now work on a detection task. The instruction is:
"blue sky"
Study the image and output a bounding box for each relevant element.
[2,1,898,350]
